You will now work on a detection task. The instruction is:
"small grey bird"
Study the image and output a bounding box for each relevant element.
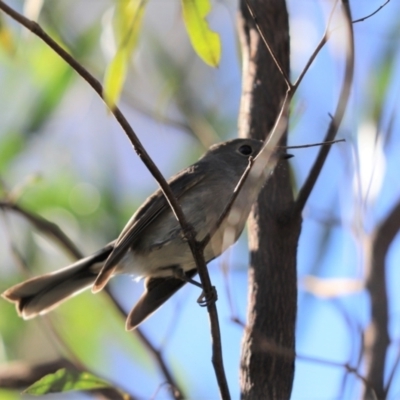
[2,138,291,330]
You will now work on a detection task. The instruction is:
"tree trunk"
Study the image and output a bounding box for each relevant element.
[238,1,300,399]
[363,201,400,399]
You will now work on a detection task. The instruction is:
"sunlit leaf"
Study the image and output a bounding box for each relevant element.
[103,0,147,109]
[104,48,129,110]
[181,0,221,67]
[24,368,111,395]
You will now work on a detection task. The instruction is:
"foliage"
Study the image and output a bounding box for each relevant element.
[0,0,399,399]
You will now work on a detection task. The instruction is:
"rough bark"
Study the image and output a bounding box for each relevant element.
[364,200,400,399]
[238,1,301,399]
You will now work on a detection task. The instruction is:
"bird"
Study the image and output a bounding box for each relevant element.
[2,138,291,330]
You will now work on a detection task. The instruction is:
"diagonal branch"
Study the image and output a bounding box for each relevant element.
[364,199,400,399]
[0,2,229,396]
[248,0,351,218]
[353,0,390,24]
[0,199,185,400]
[201,93,290,250]
[292,0,339,91]
[0,201,83,260]
[104,288,185,400]
[294,1,355,215]
[245,0,292,90]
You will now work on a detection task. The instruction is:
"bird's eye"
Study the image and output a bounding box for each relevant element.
[238,144,253,156]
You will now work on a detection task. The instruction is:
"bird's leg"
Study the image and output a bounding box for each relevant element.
[172,267,202,288]
[197,286,218,307]
[172,267,218,306]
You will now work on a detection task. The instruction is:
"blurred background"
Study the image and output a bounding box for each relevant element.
[0,0,399,398]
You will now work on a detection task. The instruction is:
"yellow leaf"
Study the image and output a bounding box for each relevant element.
[103,48,128,111]
[103,0,147,109]
[181,0,221,67]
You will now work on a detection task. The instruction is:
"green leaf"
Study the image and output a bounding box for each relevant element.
[181,0,221,67]
[103,0,147,109]
[104,48,129,110]
[24,368,111,395]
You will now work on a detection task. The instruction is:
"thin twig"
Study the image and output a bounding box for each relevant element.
[2,213,136,399]
[293,0,339,90]
[0,199,185,400]
[105,287,185,400]
[245,333,378,399]
[353,0,390,24]
[201,93,289,250]
[0,2,229,397]
[0,1,189,234]
[0,201,83,260]
[282,138,345,150]
[364,200,400,398]
[294,1,355,214]
[233,311,377,398]
[245,0,292,90]
[200,158,253,249]
[245,0,347,219]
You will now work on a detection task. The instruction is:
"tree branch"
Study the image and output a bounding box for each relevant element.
[245,0,292,90]
[0,2,229,396]
[292,0,339,91]
[238,1,298,398]
[294,1,355,215]
[353,0,390,24]
[0,201,83,260]
[363,199,400,399]
[0,200,185,400]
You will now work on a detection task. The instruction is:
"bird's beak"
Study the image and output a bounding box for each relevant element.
[281,153,294,160]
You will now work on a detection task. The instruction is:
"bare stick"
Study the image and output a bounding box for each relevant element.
[293,0,339,91]
[282,138,345,150]
[105,288,185,400]
[246,0,351,217]
[0,1,188,232]
[0,201,83,260]
[353,0,390,24]
[245,0,291,89]
[0,2,229,396]
[294,1,355,214]
[201,93,289,250]
[0,199,185,400]
[364,200,400,398]
[248,331,377,399]
[232,315,377,398]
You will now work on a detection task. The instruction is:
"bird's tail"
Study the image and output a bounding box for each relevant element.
[1,244,113,319]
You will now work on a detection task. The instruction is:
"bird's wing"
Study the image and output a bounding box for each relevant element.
[126,269,198,330]
[92,165,207,292]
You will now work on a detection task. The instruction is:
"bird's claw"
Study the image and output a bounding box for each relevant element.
[197,286,218,307]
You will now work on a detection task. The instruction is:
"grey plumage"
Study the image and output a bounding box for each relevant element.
[2,138,289,330]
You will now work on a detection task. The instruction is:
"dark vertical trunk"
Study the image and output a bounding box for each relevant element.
[363,202,400,399]
[238,1,300,399]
